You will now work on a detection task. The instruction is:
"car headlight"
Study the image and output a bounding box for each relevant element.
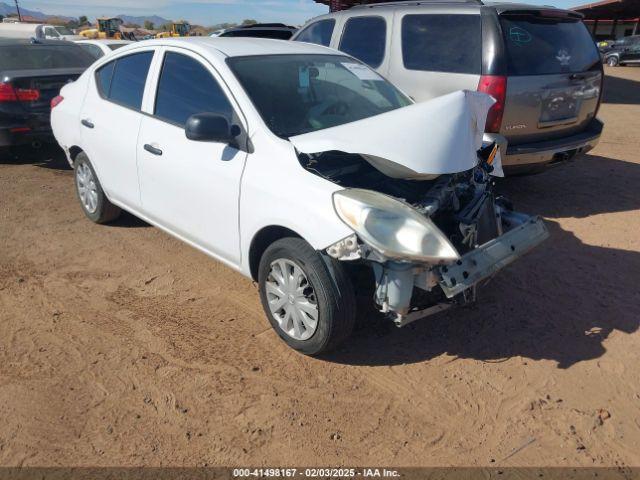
[332,189,459,263]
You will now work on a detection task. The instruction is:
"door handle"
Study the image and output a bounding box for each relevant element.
[81,119,94,129]
[144,143,163,156]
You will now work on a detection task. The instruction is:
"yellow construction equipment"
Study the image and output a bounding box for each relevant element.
[80,17,132,40]
[156,21,191,38]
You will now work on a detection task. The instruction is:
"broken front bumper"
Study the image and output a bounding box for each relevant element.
[438,215,549,298]
[381,213,549,327]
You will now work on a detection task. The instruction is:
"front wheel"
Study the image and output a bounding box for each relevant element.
[607,56,619,67]
[258,237,356,355]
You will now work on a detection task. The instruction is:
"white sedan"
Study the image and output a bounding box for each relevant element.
[51,38,548,355]
[74,39,132,60]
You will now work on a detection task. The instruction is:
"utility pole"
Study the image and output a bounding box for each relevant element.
[14,0,22,22]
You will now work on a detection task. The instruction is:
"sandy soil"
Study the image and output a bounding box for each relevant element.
[1,67,639,468]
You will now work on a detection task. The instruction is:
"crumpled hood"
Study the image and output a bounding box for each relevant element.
[289,90,495,179]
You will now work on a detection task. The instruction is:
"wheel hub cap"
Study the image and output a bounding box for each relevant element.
[76,163,98,214]
[265,259,319,341]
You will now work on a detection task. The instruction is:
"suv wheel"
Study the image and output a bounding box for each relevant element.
[74,152,121,224]
[607,56,619,67]
[258,237,356,355]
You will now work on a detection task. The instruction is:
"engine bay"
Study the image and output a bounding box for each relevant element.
[298,150,501,254]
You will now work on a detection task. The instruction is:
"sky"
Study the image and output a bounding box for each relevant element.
[18,0,584,26]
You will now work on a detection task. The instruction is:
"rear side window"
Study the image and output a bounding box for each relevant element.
[294,19,335,46]
[0,45,94,70]
[154,52,233,126]
[95,51,154,110]
[79,43,104,59]
[500,15,601,75]
[96,61,115,96]
[339,16,386,68]
[402,14,482,74]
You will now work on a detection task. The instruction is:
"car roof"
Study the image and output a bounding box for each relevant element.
[124,37,337,57]
[76,39,131,45]
[313,0,576,17]
[224,23,297,32]
[0,38,76,46]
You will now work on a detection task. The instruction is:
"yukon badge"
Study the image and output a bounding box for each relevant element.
[505,124,527,130]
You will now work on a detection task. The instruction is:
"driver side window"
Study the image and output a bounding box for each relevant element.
[45,27,60,38]
[154,52,234,127]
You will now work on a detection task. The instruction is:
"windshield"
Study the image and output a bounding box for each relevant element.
[500,14,601,75]
[54,26,74,35]
[227,54,412,138]
[175,23,189,35]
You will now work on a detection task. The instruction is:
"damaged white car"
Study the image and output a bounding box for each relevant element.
[50,38,548,355]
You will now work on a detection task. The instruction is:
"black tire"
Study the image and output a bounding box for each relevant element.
[74,152,121,224]
[258,237,356,356]
[607,56,619,67]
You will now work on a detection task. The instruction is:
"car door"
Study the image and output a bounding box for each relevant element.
[136,48,248,266]
[79,49,156,209]
[622,42,640,63]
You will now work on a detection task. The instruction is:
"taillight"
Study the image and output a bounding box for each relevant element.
[0,82,40,102]
[594,73,604,118]
[477,75,507,133]
[0,83,17,102]
[51,95,64,109]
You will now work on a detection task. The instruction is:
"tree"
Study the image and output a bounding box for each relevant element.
[144,20,155,30]
[79,15,88,24]
[241,19,257,25]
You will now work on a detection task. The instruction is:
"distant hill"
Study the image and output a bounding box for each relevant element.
[0,1,74,21]
[116,14,171,27]
[0,3,170,26]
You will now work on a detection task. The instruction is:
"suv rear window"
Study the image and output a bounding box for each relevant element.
[0,45,94,70]
[500,15,601,75]
[401,14,482,74]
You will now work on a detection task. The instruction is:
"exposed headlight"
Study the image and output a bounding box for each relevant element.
[332,189,460,263]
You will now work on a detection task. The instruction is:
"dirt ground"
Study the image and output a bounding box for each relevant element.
[1,66,639,468]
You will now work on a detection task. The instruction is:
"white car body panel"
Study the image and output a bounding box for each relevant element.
[289,90,495,179]
[51,39,353,278]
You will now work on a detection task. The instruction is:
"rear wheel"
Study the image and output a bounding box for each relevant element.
[607,56,619,67]
[258,237,356,355]
[74,152,121,224]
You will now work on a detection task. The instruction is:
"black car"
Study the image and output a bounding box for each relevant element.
[216,23,297,40]
[603,35,640,66]
[0,38,94,152]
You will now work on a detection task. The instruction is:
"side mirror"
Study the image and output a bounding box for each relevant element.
[185,113,240,143]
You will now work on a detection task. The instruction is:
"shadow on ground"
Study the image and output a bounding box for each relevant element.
[327,154,640,369]
[602,70,640,105]
[0,144,71,170]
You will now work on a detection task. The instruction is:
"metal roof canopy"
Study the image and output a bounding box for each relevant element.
[571,0,640,20]
[317,0,640,18]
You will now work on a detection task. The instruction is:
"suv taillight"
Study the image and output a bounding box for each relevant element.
[51,95,64,109]
[477,75,507,133]
[595,73,604,118]
[0,82,41,102]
